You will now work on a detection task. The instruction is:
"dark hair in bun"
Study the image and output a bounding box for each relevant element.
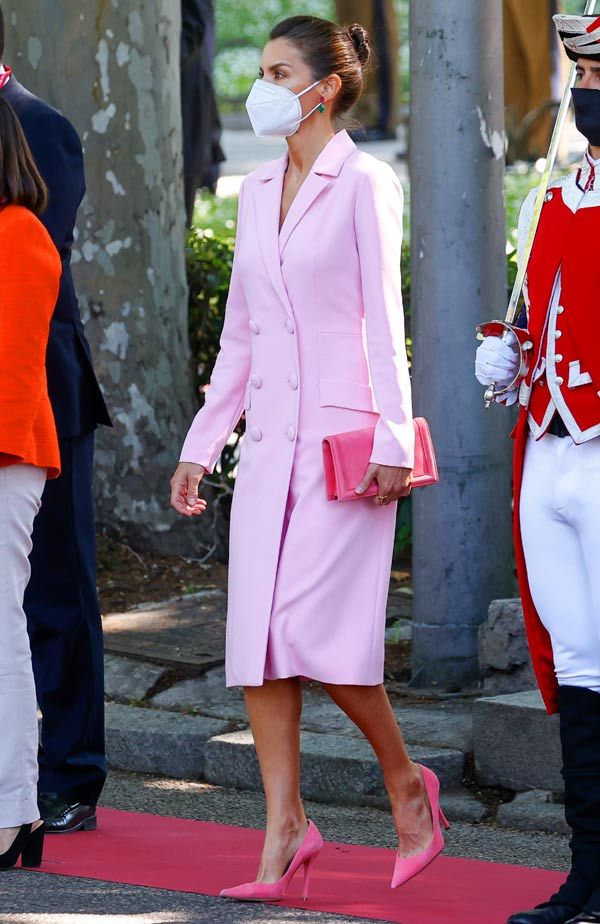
[270,15,370,117]
[348,24,370,66]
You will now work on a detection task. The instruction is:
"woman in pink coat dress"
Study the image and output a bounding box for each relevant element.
[171,15,448,901]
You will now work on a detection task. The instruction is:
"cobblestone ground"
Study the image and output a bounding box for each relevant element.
[1,770,570,924]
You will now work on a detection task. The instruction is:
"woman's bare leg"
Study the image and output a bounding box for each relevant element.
[244,678,308,882]
[322,682,433,857]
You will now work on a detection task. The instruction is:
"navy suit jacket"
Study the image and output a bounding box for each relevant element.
[1,76,112,438]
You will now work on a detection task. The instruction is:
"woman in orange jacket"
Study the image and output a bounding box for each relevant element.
[0,94,61,871]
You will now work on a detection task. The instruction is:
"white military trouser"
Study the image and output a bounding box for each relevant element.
[0,464,46,827]
[520,432,600,692]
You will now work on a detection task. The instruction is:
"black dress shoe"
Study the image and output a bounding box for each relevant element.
[507,907,581,924]
[42,801,97,834]
[566,914,600,922]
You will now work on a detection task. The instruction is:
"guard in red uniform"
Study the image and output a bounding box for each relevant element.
[476,15,600,924]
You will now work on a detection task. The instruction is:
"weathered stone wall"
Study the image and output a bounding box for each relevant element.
[479,599,537,694]
[4,2,213,553]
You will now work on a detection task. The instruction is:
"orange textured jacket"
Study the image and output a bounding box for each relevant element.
[0,204,62,478]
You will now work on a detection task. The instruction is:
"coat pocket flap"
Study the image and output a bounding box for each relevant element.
[319,379,377,413]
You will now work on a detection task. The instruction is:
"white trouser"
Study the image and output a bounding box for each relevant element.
[520,432,600,692]
[0,464,46,827]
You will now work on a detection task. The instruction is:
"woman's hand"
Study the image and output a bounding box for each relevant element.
[170,462,208,517]
[355,463,413,506]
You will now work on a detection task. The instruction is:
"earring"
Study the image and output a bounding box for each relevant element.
[318,95,326,113]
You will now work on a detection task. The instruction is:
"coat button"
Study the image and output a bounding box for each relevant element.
[544,191,554,202]
[555,377,564,386]
[554,330,562,339]
[557,306,565,314]
[249,319,260,334]
[249,427,262,441]
[286,426,296,441]
[285,318,295,334]
[250,374,262,389]
[288,373,298,390]
[555,354,563,363]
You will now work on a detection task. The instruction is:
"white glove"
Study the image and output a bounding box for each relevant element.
[475,334,520,388]
[496,388,518,407]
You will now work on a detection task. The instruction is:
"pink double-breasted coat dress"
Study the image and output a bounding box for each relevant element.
[180,130,414,687]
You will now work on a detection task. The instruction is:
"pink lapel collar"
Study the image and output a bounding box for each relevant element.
[253,131,357,312]
[311,129,356,177]
[279,131,356,251]
[255,155,293,315]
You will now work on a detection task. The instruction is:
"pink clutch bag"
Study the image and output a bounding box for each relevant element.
[322,418,439,502]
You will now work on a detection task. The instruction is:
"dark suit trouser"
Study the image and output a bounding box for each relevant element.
[24,431,106,805]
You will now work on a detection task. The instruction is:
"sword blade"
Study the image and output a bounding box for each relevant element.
[505,0,598,325]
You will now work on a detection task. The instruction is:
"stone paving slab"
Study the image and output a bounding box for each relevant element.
[105,703,230,780]
[204,729,465,805]
[150,668,246,721]
[150,667,473,752]
[496,791,570,837]
[438,790,487,825]
[104,654,168,703]
[473,690,562,793]
[395,704,473,753]
[102,590,227,670]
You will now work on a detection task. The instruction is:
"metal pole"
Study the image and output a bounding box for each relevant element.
[410,0,514,688]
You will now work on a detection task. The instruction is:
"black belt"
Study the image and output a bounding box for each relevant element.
[547,413,570,438]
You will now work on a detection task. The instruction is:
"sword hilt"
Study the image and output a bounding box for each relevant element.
[484,384,497,409]
[477,321,534,410]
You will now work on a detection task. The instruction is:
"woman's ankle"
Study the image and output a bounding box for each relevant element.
[265,809,307,840]
[386,762,425,807]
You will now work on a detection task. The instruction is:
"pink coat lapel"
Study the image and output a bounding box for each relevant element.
[254,131,357,313]
[279,172,331,254]
[254,157,292,315]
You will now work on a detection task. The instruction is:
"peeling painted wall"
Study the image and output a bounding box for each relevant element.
[4,2,198,547]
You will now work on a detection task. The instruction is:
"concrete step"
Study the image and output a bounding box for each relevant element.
[150,667,473,753]
[495,791,569,837]
[473,690,562,793]
[204,729,465,806]
[105,703,229,780]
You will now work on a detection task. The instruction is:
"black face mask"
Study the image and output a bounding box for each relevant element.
[572,87,600,147]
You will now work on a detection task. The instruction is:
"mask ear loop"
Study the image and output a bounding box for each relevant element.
[295,79,322,100]
[296,80,326,124]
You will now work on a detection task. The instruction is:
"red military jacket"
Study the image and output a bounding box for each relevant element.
[512,152,600,714]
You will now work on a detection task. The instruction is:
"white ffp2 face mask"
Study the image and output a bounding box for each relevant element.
[245,78,321,138]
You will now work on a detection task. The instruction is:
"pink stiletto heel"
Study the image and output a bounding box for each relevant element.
[391,764,449,889]
[302,852,318,901]
[220,820,324,903]
[439,806,451,830]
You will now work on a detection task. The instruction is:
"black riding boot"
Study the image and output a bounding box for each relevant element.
[508,686,600,924]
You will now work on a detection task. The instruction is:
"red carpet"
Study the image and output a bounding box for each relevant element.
[32,808,564,923]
